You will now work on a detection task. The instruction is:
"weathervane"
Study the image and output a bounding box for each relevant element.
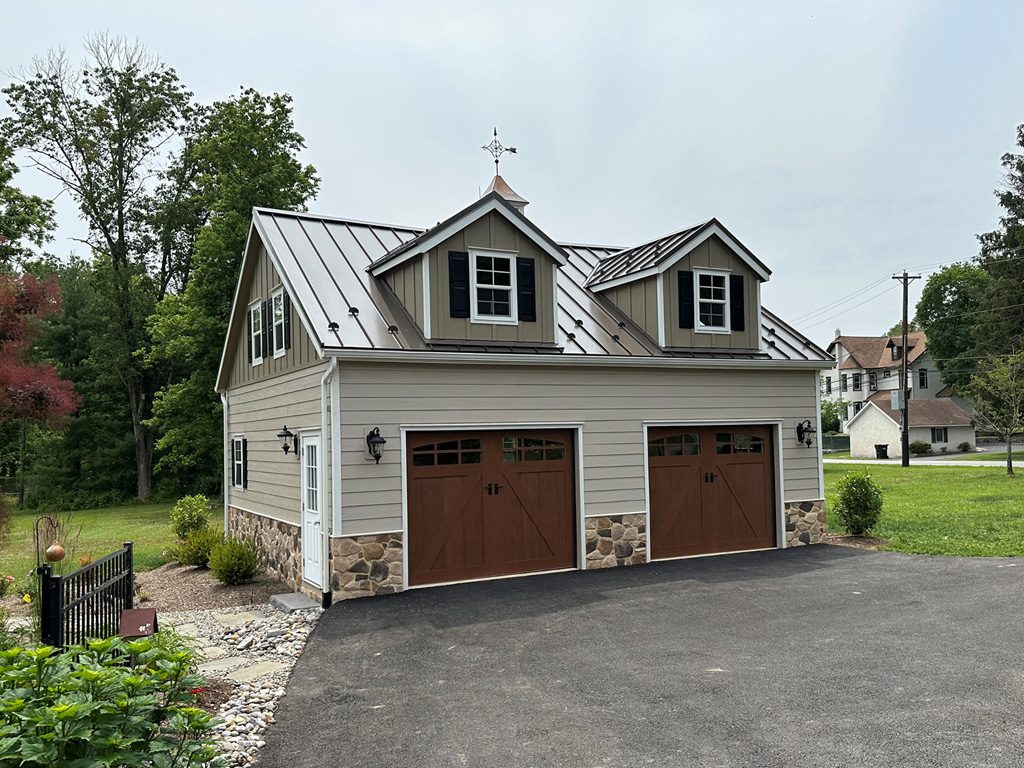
[482,127,517,173]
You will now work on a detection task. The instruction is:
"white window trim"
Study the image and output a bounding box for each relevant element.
[693,268,730,334]
[232,436,245,490]
[249,300,264,366]
[469,247,519,325]
[271,288,286,359]
[931,427,948,443]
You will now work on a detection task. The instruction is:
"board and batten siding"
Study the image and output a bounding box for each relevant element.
[226,363,331,526]
[383,256,424,328]
[226,242,322,389]
[336,362,822,536]
[427,210,557,343]
[605,279,660,341]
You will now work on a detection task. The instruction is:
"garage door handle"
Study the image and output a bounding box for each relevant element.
[485,483,503,495]
[494,484,503,495]
[704,473,717,484]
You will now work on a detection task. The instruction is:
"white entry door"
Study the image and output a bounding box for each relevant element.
[300,433,323,589]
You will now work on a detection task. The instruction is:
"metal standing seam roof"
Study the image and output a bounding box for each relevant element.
[250,207,832,363]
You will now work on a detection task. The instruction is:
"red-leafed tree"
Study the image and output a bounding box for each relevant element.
[0,274,77,427]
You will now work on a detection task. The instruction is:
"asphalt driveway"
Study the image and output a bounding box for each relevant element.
[259,547,1024,767]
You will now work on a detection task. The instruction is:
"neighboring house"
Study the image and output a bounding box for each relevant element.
[823,331,953,429]
[847,392,975,458]
[216,174,833,604]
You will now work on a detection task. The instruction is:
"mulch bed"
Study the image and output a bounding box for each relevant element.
[823,533,888,551]
[192,678,238,713]
[135,562,287,613]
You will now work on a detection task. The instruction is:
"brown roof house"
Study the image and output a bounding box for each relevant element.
[823,331,961,429]
[847,391,975,458]
[215,170,833,604]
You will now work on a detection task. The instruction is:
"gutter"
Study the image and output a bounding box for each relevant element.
[323,347,833,371]
[319,358,338,607]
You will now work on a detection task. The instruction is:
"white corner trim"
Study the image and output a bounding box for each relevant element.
[421,252,432,339]
[814,375,825,500]
[221,392,230,533]
[656,273,666,348]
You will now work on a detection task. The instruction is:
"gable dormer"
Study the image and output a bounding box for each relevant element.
[586,219,770,351]
[369,184,568,347]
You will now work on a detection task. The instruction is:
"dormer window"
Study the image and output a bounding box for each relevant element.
[470,249,518,324]
[891,344,902,361]
[695,270,730,333]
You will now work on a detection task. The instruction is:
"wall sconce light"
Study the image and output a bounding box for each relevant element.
[277,425,299,457]
[366,427,387,464]
[796,419,817,447]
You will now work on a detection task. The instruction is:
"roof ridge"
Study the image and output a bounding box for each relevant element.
[253,206,425,234]
[597,218,713,260]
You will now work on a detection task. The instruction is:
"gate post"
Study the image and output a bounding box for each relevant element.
[37,564,63,647]
[124,542,134,610]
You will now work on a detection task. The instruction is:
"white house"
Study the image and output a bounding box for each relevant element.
[847,392,975,459]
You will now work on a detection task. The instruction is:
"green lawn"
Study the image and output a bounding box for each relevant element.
[824,463,1024,557]
[957,451,1024,462]
[0,502,220,580]
[823,450,851,459]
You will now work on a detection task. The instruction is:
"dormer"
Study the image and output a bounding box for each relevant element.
[368,182,568,347]
[586,219,770,351]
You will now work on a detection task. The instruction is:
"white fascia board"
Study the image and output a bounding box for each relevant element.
[369,197,568,277]
[250,212,326,357]
[846,401,899,430]
[324,347,831,371]
[215,222,259,392]
[588,222,772,293]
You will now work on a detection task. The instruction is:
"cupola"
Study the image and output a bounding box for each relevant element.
[483,174,529,213]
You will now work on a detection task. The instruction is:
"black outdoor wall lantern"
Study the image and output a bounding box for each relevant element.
[366,427,387,464]
[796,419,817,447]
[277,425,299,457]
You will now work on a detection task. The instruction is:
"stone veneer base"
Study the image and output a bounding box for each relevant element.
[784,500,826,546]
[585,514,648,569]
[227,507,303,591]
[329,534,404,599]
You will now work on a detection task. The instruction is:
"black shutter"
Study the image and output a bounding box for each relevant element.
[241,438,248,489]
[448,251,470,318]
[266,301,274,360]
[729,274,745,332]
[283,292,292,350]
[246,309,253,363]
[516,258,536,322]
[678,270,695,329]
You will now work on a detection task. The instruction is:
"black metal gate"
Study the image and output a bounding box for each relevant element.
[38,542,134,647]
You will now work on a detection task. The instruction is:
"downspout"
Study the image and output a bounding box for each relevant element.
[221,392,230,535]
[319,358,338,607]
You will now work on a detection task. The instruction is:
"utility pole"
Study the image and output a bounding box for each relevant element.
[893,270,921,467]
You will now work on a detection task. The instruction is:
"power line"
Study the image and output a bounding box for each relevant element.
[799,285,901,331]
[790,275,890,323]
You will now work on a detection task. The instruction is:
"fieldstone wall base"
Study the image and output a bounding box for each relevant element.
[330,533,404,599]
[785,500,826,546]
[585,514,647,569]
[227,507,302,590]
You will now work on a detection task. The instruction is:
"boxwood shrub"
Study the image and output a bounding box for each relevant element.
[209,538,261,586]
[177,527,225,568]
[170,494,211,540]
[909,440,932,456]
[833,470,884,535]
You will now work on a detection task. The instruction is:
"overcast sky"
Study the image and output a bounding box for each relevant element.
[7,1,1024,346]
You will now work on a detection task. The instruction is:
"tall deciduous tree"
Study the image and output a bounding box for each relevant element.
[0,138,55,266]
[2,36,193,499]
[965,351,1024,476]
[148,89,318,494]
[914,264,991,390]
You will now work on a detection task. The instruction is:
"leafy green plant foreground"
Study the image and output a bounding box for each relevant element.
[824,464,1024,556]
[0,638,221,767]
[0,502,220,580]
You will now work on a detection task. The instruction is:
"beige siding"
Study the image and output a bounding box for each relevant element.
[384,255,424,327]
[428,210,557,343]
[606,279,660,341]
[226,363,331,526]
[664,236,761,349]
[338,362,822,535]
[226,241,322,389]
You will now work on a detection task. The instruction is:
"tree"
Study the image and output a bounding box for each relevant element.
[2,36,193,499]
[914,264,991,390]
[0,138,54,266]
[148,89,318,495]
[820,398,845,434]
[884,320,921,337]
[0,274,77,427]
[965,351,1024,476]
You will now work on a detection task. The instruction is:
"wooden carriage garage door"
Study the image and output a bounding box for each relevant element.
[648,426,775,559]
[407,430,575,586]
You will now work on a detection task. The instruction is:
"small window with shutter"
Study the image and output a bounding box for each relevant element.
[248,301,264,366]
[271,289,287,358]
[468,248,519,324]
[232,436,248,489]
[693,269,730,333]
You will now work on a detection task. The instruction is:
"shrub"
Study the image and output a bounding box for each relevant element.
[210,538,261,585]
[909,440,932,455]
[958,441,972,453]
[0,575,14,599]
[170,494,211,540]
[833,470,883,535]
[177,527,224,568]
[0,638,221,767]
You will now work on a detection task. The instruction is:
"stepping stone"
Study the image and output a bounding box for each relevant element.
[226,660,288,683]
[270,592,320,613]
[171,623,201,638]
[201,646,228,660]
[197,656,248,676]
[213,610,266,627]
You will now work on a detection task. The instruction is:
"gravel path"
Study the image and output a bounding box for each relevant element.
[162,603,322,767]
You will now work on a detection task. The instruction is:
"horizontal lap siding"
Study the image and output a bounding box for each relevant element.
[338,362,821,535]
[227,363,330,526]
